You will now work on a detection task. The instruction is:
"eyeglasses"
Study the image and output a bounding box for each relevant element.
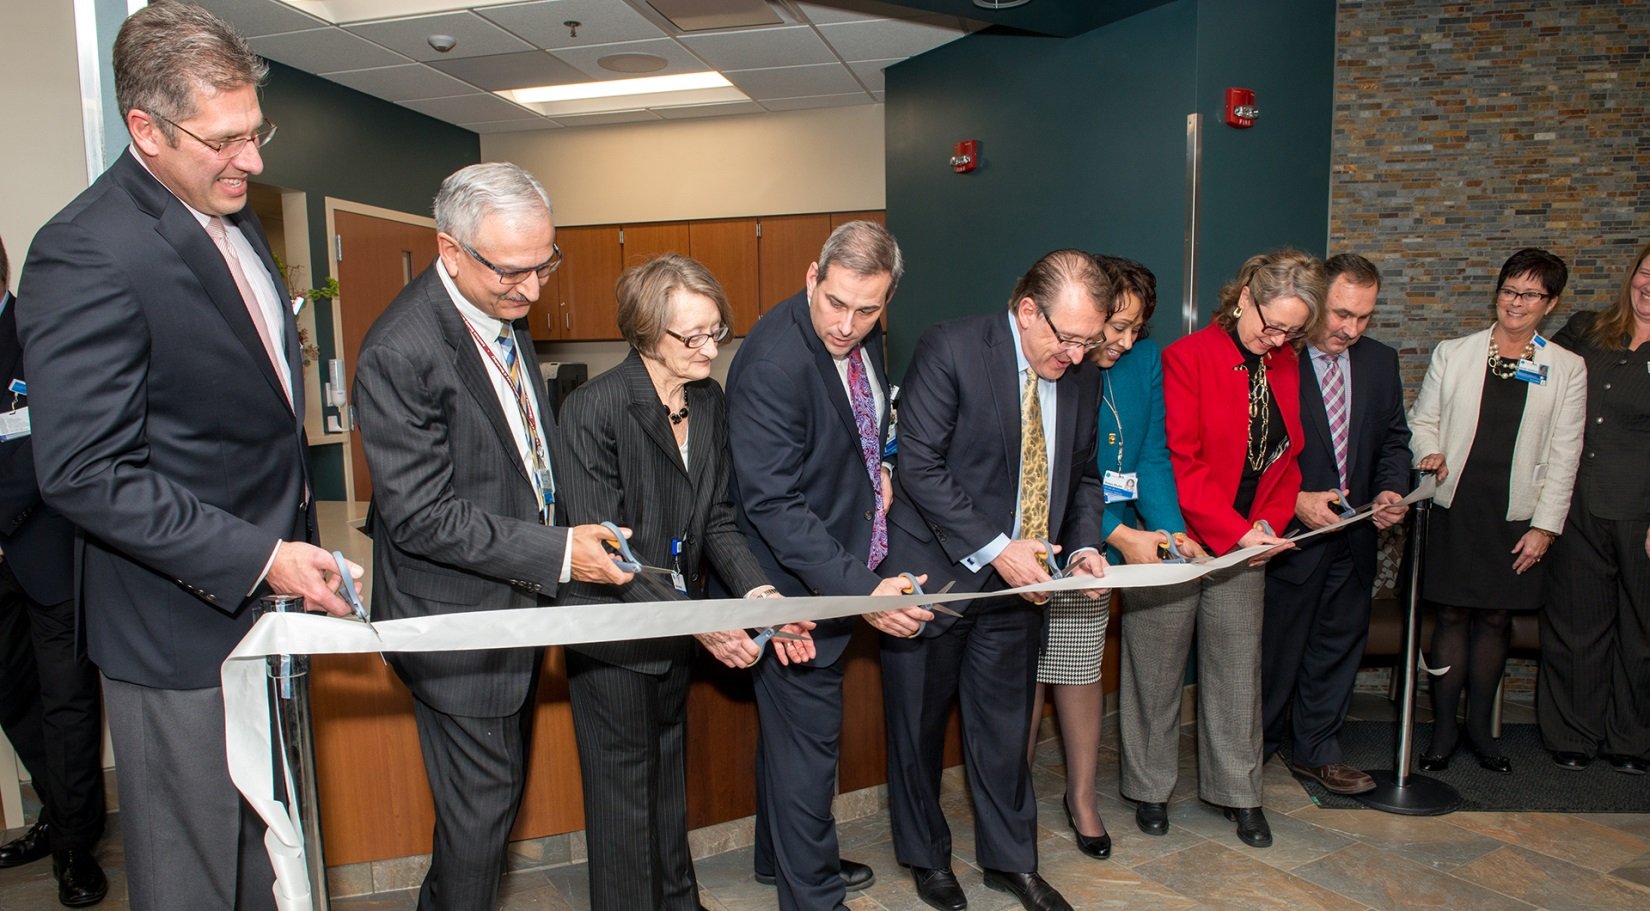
[1038,307,1105,352]
[157,115,277,160]
[1496,286,1551,305]
[1253,300,1307,341]
[461,242,564,286]
[664,325,731,349]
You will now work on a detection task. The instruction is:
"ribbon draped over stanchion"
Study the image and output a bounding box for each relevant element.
[224,478,1436,911]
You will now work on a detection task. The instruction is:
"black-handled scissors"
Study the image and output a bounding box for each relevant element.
[599,521,675,575]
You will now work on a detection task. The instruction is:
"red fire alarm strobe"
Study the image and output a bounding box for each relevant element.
[1225,88,1258,128]
[950,139,978,173]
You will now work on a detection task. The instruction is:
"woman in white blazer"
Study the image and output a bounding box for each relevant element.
[1409,248,1586,774]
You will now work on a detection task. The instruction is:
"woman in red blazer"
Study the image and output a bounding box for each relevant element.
[1120,250,1322,850]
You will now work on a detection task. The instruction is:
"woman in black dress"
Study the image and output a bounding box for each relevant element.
[1408,248,1588,773]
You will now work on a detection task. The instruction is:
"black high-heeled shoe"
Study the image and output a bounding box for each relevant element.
[1466,737,1512,774]
[1416,742,1456,772]
[1064,794,1112,859]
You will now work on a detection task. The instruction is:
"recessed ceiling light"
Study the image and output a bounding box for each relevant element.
[508,71,734,105]
[598,54,669,75]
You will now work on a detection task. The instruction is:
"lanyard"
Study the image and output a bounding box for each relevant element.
[460,317,554,514]
[1101,370,1123,474]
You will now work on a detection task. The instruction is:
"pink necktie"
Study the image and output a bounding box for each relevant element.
[206,216,290,404]
[1320,354,1348,488]
[846,351,887,570]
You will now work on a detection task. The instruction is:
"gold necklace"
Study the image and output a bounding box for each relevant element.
[1246,357,1271,471]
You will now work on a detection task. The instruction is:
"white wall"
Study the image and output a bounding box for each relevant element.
[481,104,886,226]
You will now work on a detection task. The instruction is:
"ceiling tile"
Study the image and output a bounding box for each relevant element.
[251,29,410,73]
[760,92,875,111]
[817,18,966,62]
[477,0,667,48]
[654,100,766,120]
[678,25,835,71]
[551,109,664,127]
[549,38,713,81]
[428,51,588,90]
[461,117,560,133]
[196,0,326,37]
[401,92,536,123]
[793,1,928,25]
[845,58,899,93]
[348,12,534,61]
[321,63,480,101]
[725,63,862,100]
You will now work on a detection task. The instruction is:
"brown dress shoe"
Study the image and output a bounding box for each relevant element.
[1290,761,1376,795]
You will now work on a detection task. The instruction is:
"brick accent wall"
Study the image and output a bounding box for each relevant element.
[1331,0,1649,392]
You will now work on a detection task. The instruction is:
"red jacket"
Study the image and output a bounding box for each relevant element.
[1162,323,1304,556]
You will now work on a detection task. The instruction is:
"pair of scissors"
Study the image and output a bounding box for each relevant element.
[748,624,809,665]
[599,522,675,575]
[1155,530,1194,564]
[898,572,960,635]
[1329,489,1359,520]
[1035,538,1071,579]
[331,550,387,664]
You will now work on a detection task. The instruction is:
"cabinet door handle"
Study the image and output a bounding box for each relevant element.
[564,312,570,330]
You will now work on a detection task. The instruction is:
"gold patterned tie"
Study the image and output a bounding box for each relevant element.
[1019,368,1049,541]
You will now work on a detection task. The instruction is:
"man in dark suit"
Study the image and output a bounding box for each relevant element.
[352,162,633,911]
[726,221,931,911]
[882,250,1111,911]
[1263,253,1412,794]
[0,236,107,907]
[16,6,361,908]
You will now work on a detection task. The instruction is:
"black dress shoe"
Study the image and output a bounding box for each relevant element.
[1416,744,1456,772]
[1606,754,1648,775]
[53,849,108,908]
[1223,806,1272,848]
[0,821,51,868]
[754,858,874,891]
[980,869,1073,911]
[911,866,967,911]
[1063,795,1111,859]
[1467,740,1512,774]
[1551,750,1593,770]
[1134,801,1169,836]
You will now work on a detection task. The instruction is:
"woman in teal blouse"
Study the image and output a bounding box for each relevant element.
[1031,256,1208,859]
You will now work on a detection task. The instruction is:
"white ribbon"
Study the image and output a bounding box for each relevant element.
[224,475,1436,910]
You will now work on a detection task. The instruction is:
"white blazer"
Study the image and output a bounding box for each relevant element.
[1408,324,1586,532]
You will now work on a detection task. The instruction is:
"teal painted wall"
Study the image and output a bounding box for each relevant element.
[883,0,1335,377]
[256,61,480,497]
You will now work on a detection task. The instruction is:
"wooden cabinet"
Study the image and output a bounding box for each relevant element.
[688,218,760,336]
[756,214,832,320]
[555,225,624,341]
[527,265,563,341]
[621,222,692,270]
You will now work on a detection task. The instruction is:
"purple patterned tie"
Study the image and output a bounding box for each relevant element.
[846,351,887,569]
[1320,353,1349,489]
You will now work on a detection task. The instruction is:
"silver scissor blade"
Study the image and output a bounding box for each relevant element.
[924,580,963,616]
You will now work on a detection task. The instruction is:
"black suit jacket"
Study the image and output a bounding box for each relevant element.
[17,150,313,688]
[887,311,1104,632]
[353,265,570,718]
[0,294,74,607]
[725,291,890,666]
[552,350,767,674]
[1269,337,1412,586]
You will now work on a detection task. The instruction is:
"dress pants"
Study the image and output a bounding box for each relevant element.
[103,677,274,911]
[882,598,1040,873]
[1539,503,1650,758]
[0,562,104,851]
[566,649,698,911]
[410,694,531,911]
[752,654,849,911]
[1262,537,1371,766]
[1120,568,1265,807]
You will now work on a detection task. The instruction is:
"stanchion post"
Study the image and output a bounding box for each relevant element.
[259,594,330,908]
[1357,469,1460,815]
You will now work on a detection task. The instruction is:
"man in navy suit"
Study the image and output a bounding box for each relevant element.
[1263,253,1413,794]
[17,6,360,907]
[0,237,107,907]
[725,221,931,911]
[882,250,1110,911]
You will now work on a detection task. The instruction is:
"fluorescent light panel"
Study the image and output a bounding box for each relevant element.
[508,71,733,104]
[274,1,479,24]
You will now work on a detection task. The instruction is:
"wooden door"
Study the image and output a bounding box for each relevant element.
[757,214,832,319]
[688,218,760,335]
[335,210,438,501]
[557,225,624,340]
[621,221,692,270]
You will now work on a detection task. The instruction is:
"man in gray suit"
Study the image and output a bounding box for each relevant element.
[352,162,634,911]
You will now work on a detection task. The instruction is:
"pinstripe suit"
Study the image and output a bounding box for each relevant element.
[553,350,767,911]
[354,265,572,911]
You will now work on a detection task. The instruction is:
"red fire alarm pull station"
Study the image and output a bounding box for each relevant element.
[950,139,978,173]
[1225,88,1258,128]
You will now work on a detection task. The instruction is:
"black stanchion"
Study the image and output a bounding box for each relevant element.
[1357,470,1461,815]
[260,594,330,908]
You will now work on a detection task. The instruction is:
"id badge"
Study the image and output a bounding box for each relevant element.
[670,537,688,593]
[535,469,556,524]
[1102,469,1139,503]
[0,407,31,442]
[1512,359,1548,385]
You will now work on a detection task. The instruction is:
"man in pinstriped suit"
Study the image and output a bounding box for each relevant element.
[352,162,634,911]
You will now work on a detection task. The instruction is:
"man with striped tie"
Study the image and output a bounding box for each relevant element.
[1262,253,1413,795]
